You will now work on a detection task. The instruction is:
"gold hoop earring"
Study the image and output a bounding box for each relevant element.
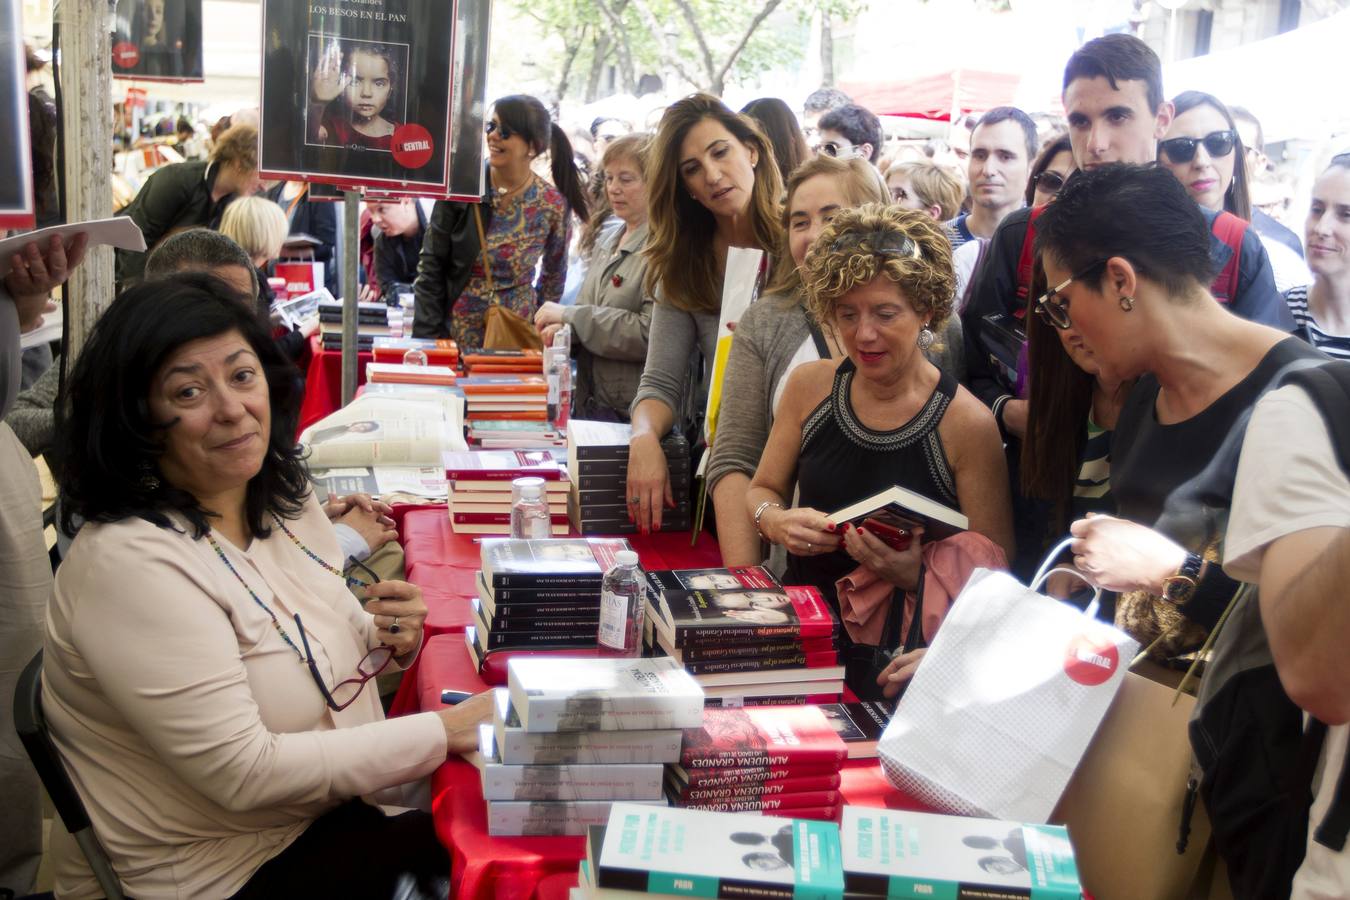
[1119,296,1134,311]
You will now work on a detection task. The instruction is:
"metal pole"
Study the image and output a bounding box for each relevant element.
[340,189,360,405]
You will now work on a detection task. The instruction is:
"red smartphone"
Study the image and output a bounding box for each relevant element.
[861,517,912,551]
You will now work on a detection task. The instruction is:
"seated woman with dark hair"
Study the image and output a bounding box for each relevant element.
[745,204,1014,699]
[1032,164,1327,651]
[45,274,490,899]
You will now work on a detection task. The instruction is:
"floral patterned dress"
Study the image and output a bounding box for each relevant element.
[452,175,570,350]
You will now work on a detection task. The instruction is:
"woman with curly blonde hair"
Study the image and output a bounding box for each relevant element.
[746,203,1013,697]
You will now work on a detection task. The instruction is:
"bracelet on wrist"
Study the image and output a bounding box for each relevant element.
[752,500,783,541]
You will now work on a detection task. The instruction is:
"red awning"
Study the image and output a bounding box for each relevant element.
[841,68,1054,121]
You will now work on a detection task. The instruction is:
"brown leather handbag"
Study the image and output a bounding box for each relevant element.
[473,205,543,351]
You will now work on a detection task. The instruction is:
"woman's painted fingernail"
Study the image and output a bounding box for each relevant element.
[857,528,867,536]
[826,523,836,532]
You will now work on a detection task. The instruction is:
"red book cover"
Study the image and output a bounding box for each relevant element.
[442,450,567,481]
[674,773,842,802]
[656,585,840,648]
[467,410,549,420]
[372,346,459,365]
[672,789,842,812]
[677,637,837,662]
[453,512,570,525]
[682,650,840,676]
[672,761,841,788]
[678,705,847,770]
[462,350,543,364]
[461,376,548,395]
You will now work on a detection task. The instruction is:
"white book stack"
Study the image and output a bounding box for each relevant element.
[473,658,704,836]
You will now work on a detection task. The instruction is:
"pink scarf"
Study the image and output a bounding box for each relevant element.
[835,532,1008,646]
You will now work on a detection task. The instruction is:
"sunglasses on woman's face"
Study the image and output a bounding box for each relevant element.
[1158,130,1236,164]
[1035,170,1066,195]
[484,120,514,141]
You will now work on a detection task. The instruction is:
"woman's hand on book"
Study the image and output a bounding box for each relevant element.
[763,506,839,556]
[843,523,924,591]
[439,691,494,755]
[626,431,674,533]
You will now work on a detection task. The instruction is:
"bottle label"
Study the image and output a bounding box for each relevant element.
[597,589,629,650]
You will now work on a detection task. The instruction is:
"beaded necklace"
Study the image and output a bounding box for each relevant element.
[205,514,365,663]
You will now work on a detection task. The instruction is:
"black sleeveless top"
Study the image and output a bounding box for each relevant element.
[786,358,960,613]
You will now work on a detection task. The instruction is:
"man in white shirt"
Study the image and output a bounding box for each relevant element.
[1226,378,1350,900]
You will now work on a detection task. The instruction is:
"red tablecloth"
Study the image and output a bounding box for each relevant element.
[298,334,372,434]
[414,632,929,900]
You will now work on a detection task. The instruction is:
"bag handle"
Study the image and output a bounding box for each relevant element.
[1030,537,1103,620]
[471,204,498,305]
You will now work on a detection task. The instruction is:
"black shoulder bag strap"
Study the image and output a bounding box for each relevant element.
[807,319,832,359]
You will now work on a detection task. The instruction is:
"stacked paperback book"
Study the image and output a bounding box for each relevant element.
[462,348,544,375]
[469,419,566,450]
[318,300,403,351]
[576,803,1084,899]
[444,450,571,536]
[467,537,630,659]
[370,337,459,367]
[667,704,848,821]
[461,374,549,425]
[645,567,845,705]
[566,420,691,535]
[473,657,704,836]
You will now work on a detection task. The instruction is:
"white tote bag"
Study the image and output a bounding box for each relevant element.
[877,553,1140,824]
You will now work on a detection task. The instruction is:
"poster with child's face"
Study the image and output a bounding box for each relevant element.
[0,2,33,230]
[111,0,205,83]
[259,0,457,192]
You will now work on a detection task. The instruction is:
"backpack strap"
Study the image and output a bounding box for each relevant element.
[1313,719,1350,852]
[807,319,833,359]
[1013,205,1049,309]
[1283,361,1350,473]
[1209,211,1248,305]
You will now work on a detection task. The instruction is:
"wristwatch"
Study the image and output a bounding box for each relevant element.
[1161,553,1205,605]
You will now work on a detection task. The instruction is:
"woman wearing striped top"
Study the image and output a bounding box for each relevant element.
[1286,154,1350,360]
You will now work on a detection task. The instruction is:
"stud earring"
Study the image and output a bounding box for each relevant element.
[138,461,161,491]
[1119,296,1134,311]
[916,326,935,350]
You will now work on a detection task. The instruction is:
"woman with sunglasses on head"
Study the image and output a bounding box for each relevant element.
[1286,154,1350,360]
[625,93,783,534]
[412,95,587,348]
[745,204,1014,698]
[1031,164,1326,651]
[45,274,491,899]
[1025,134,1073,209]
[1158,91,1309,293]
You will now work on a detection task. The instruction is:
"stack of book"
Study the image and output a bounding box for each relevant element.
[468,419,565,450]
[473,657,704,836]
[461,374,549,425]
[817,701,893,759]
[317,300,404,351]
[566,420,691,535]
[579,803,847,898]
[444,450,570,536]
[365,362,458,386]
[466,537,630,658]
[370,336,459,367]
[461,348,544,375]
[645,568,844,705]
[666,704,848,820]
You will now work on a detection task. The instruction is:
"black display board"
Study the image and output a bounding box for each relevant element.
[111,0,205,83]
[0,0,33,230]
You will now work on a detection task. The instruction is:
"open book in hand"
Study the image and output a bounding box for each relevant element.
[827,485,968,547]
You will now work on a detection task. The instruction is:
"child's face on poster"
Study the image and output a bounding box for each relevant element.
[346,51,392,120]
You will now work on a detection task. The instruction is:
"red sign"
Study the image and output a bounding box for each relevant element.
[111,41,141,69]
[125,87,148,109]
[391,124,435,170]
[274,262,320,297]
[1063,634,1120,687]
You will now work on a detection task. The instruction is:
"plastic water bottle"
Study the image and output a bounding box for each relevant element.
[402,348,428,367]
[510,477,550,539]
[597,550,645,656]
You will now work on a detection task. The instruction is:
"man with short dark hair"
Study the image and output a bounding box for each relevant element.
[144,227,259,297]
[815,103,883,165]
[961,33,1291,442]
[365,198,428,303]
[944,106,1036,250]
[801,87,850,140]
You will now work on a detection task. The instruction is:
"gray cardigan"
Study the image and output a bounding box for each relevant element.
[629,295,718,430]
[705,292,966,492]
[5,357,58,456]
[565,223,654,418]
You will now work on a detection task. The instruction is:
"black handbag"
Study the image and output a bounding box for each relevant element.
[842,566,926,702]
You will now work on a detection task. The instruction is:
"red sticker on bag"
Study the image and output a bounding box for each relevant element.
[112,42,141,68]
[391,124,434,169]
[1063,634,1119,686]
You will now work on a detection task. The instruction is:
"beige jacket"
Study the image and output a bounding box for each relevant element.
[43,493,446,899]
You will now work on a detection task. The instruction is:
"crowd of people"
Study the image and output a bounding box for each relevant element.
[0,27,1346,900]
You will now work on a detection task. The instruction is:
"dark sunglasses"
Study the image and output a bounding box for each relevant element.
[829,229,922,260]
[1034,170,1066,194]
[485,120,514,141]
[295,613,394,712]
[1158,130,1236,164]
[1034,260,1109,330]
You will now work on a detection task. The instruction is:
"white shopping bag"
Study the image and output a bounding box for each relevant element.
[877,560,1139,824]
